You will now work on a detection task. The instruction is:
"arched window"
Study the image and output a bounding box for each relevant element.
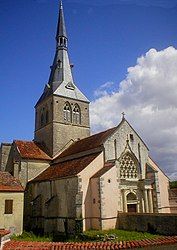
[60,37,63,46]
[119,153,138,179]
[63,103,71,122]
[127,193,137,201]
[73,104,81,125]
[41,113,44,127]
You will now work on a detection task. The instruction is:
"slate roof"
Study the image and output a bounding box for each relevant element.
[14,140,51,161]
[58,127,117,159]
[31,152,100,182]
[91,162,115,178]
[0,171,24,192]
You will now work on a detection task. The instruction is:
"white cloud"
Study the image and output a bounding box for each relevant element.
[90,46,177,180]
[93,81,115,97]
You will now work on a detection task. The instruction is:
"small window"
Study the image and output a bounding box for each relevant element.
[64,38,66,46]
[5,200,13,214]
[93,198,96,204]
[60,37,63,45]
[130,134,134,141]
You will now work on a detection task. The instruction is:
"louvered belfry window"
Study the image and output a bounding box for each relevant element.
[5,200,13,214]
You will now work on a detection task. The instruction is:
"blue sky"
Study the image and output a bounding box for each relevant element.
[1,0,177,178]
[0,0,176,142]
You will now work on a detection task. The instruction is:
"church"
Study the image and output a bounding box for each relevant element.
[0,1,170,235]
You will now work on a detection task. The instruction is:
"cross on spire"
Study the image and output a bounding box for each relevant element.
[121,112,125,120]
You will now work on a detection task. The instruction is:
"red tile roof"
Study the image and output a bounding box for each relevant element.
[14,140,52,161]
[91,162,115,178]
[0,229,10,237]
[4,237,177,250]
[57,127,117,159]
[0,171,24,192]
[31,153,100,182]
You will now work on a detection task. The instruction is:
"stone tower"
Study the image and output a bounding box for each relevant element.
[34,1,90,157]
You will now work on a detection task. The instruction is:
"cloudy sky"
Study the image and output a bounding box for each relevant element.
[1,0,177,179]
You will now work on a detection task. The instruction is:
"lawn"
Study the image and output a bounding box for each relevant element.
[11,231,52,242]
[11,229,159,242]
[82,229,159,242]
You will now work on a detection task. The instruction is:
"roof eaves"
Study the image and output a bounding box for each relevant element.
[30,174,77,184]
[53,146,103,164]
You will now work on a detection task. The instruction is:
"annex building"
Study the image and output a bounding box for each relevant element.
[0,1,171,235]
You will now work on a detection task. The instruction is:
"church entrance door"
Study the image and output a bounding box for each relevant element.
[127,204,137,212]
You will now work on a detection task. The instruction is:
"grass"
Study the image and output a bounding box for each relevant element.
[11,229,159,243]
[82,229,159,242]
[11,231,52,242]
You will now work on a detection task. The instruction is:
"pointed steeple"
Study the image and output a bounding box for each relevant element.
[34,1,90,156]
[36,0,89,106]
[56,0,67,47]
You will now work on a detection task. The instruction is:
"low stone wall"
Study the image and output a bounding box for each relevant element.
[116,212,177,235]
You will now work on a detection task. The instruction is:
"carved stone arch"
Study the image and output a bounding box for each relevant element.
[63,102,72,123]
[127,192,137,201]
[126,191,138,213]
[73,103,81,125]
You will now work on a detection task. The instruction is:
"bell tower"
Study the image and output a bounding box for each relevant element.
[34,1,90,157]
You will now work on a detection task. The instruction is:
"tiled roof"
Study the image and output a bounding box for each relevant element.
[4,237,177,250]
[31,153,100,182]
[0,229,10,237]
[91,162,115,178]
[0,171,24,192]
[14,140,52,161]
[58,127,117,159]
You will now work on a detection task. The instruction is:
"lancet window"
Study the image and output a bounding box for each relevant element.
[63,102,71,122]
[120,153,138,179]
[73,104,81,125]
[40,113,44,127]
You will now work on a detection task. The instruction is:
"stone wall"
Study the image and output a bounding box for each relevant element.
[35,95,90,157]
[104,119,149,179]
[0,192,24,235]
[116,212,177,235]
[24,176,79,235]
[18,160,50,188]
[0,144,13,172]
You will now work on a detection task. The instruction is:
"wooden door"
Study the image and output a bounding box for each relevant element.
[127,204,137,212]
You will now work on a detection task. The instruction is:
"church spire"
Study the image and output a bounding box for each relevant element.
[36,0,89,106]
[56,0,68,48]
[48,0,73,90]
